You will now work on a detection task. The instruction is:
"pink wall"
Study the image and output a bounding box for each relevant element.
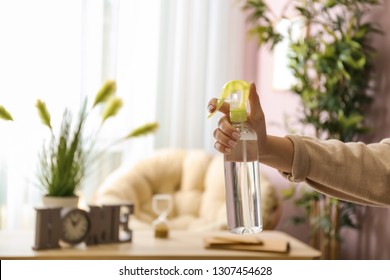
[256,1,390,259]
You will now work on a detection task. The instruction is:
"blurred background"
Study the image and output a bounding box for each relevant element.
[0,0,389,259]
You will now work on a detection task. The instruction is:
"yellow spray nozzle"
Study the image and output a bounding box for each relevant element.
[208,80,250,122]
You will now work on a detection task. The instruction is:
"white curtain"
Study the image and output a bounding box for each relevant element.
[81,0,162,204]
[0,0,256,230]
[155,0,257,152]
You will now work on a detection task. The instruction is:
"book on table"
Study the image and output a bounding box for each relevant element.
[203,232,290,253]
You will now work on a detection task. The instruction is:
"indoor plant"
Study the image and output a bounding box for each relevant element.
[36,80,158,207]
[242,0,383,258]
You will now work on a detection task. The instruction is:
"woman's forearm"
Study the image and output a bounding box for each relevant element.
[259,135,294,174]
[279,135,390,206]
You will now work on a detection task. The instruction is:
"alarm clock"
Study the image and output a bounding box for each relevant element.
[61,208,91,244]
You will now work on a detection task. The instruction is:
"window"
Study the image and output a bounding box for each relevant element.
[0,0,256,230]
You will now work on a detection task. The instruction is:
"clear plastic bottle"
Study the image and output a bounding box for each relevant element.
[224,121,262,234]
[209,80,263,234]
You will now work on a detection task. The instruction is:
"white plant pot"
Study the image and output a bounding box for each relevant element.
[42,196,79,208]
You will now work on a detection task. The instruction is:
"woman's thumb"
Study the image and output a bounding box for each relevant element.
[248,82,263,116]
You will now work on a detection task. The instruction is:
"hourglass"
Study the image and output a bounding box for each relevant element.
[152,194,173,238]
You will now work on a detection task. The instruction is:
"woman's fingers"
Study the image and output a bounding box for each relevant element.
[207,98,230,116]
[214,140,230,154]
[247,82,267,152]
[208,99,235,154]
[207,98,218,113]
[213,116,241,154]
[248,82,263,119]
[218,116,240,138]
[213,128,237,150]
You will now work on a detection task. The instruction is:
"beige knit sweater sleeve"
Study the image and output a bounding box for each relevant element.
[281,135,390,206]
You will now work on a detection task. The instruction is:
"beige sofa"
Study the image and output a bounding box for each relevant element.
[95,148,280,232]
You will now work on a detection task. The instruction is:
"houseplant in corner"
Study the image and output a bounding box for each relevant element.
[36,80,158,207]
[241,0,383,258]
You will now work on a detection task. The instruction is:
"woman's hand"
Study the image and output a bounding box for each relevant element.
[208,82,294,173]
[207,82,267,155]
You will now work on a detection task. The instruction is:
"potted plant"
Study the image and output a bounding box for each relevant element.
[241,0,383,258]
[36,80,158,207]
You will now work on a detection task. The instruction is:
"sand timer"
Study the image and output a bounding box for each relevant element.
[152,194,173,238]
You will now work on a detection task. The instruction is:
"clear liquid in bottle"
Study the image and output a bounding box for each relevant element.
[224,123,262,234]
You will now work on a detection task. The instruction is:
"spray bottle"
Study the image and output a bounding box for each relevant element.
[209,80,262,234]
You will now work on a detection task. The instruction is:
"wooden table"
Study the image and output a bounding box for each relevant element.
[0,230,321,260]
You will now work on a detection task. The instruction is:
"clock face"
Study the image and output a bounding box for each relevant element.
[61,209,91,245]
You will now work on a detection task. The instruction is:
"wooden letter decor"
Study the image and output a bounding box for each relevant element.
[33,204,134,250]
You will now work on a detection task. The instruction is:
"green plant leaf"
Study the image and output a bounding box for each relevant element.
[336,60,351,80]
[354,24,368,39]
[242,0,268,23]
[93,80,117,108]
[125,122,159,139]
[338,111,364,129]
[319,216,332,234]
[242,0,282,49]
[101,96,123,123]
[0,105,13,121]
[325,0,337,8]
[295,6,312,19]
[285,216,307,226]
[35,99,52,130]
[281,185,296,200]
